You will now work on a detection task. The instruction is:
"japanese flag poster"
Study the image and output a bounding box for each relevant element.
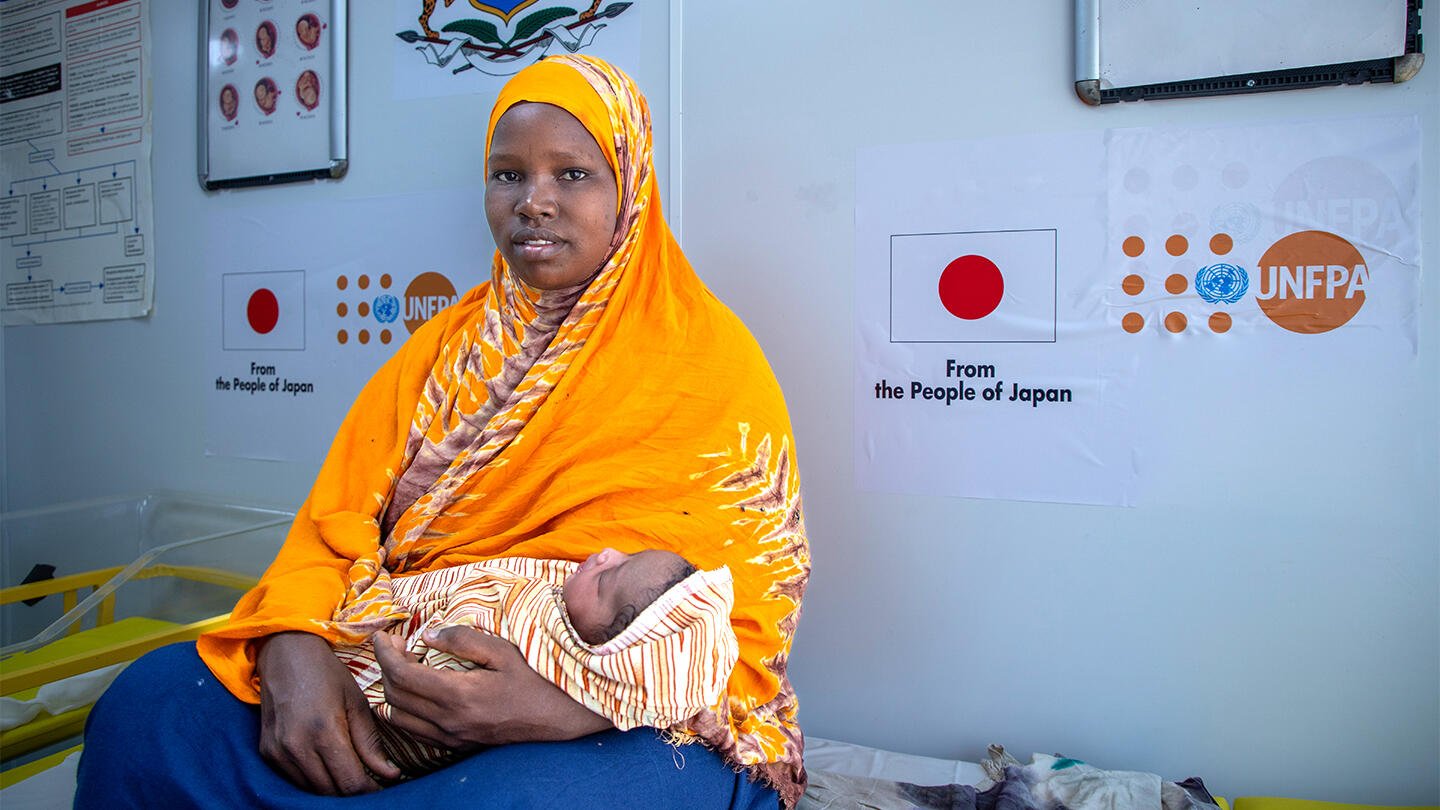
[855,115,1420,506]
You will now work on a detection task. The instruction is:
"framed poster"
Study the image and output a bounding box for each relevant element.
[1075,0,1424,105]
[199,0,347,189]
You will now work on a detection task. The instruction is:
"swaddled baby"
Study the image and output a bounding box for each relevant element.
[329,548,738,776]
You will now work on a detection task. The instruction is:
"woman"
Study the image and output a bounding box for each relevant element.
[76,56,809,808]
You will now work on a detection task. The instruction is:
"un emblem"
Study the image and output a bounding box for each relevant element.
[373,294,401,324]
[1195,263,1249,305]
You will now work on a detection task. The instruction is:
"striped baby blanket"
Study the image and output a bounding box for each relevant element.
[331,556,738,774]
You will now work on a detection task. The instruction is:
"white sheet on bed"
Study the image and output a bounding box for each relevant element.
[805,736,986,787]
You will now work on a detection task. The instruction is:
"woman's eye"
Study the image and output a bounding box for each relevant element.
[492,170,519,182]
[561,169,588,181]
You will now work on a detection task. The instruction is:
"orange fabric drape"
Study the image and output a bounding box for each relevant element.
[197,55,809,804]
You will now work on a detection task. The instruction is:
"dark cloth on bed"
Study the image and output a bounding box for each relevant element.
[799,769,1039,810]
[799,762,1222,810]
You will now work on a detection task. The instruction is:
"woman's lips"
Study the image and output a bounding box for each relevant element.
[514,238,561,260]
[512,229,564,261]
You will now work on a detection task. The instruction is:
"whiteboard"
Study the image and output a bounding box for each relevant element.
[198,0,348,189]
[1076,0,1421,104]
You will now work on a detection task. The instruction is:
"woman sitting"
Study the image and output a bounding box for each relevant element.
[75,55,810,809]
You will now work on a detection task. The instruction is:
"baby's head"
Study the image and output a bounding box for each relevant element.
[562,548,697,645]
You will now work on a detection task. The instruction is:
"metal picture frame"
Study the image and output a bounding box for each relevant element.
[198,0,347,189]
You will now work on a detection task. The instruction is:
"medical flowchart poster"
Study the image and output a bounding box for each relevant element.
[205,189,485,463]
[1,0,154,325]
[855,115,1420,507]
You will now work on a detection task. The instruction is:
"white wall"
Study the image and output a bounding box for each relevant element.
[680,3,1438,805]
[3,2,1437,805]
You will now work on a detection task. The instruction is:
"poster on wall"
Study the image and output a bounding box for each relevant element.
[205,189,485,462]
[391,0,643,100]
[1,0,155,325]
[854,114,1420,507]
[200,0,347,189]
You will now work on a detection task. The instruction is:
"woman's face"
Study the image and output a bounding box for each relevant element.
[257,24,273,54]
[485,102,617,290]
[221,87,237,118]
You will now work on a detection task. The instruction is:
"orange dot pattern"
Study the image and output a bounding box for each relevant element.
[1118,230,1237,338]
[334,273,406,347]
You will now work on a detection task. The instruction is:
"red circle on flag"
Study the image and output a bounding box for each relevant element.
[247,288,280,334]
[938,255,1003,320]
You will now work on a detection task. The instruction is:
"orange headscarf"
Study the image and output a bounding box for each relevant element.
[198,55,809,804]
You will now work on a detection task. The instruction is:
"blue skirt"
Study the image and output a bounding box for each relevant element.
[75,643,779,809]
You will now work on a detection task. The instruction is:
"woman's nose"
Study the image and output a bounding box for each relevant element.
[515,181,556,219]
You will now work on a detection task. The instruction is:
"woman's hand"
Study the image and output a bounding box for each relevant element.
[372,627,612,748]
[255,631,402,795]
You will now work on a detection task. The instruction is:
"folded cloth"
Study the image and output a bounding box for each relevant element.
[0,663,128,731]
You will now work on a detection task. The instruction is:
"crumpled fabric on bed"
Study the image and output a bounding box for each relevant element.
[1000,750,1220,810]
[798,748,1221,810]
[798,769,1016,810]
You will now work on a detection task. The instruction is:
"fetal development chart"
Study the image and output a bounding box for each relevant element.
[1,0,154,325]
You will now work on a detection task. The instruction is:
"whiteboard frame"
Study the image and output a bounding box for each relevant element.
[198,0,348,190]
[1075,0,1424,105]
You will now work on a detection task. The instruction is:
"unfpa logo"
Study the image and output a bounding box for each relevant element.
[333,271,458,346]
[1117,229,1369,336]
[402,271,459,333]
[1255,230,1367,334]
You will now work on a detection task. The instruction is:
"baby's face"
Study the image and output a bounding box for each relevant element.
[563,548,690,645]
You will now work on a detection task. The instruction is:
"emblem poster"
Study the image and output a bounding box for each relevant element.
[855,115,1420,506]
[1,0,155,325]
[391,0,644,99]
[201,0,345,188]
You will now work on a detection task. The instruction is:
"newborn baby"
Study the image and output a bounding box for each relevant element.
[329,549,738,776]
